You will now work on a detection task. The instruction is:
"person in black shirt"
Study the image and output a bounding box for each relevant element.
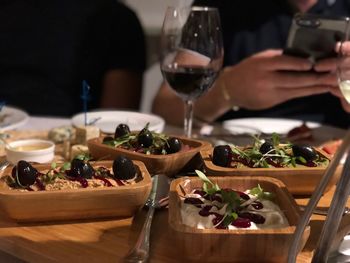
[0,0,146,116]
[152,0,350,128]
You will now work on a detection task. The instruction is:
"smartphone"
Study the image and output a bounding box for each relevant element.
[284,13,350,62]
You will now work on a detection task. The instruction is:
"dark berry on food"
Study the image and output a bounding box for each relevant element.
[103,136,114,143]
[12,160,38,186]
[114,123,130,139]
[69,159,94,179]
[137,128,153,148]
[292,144,317,161]
[212,145,232,167]
[239,212,265,224]
[113,155,136,180]
[165,137,182,154]
[259,141,275,154]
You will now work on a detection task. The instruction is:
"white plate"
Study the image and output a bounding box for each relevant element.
[223,118,321,135]
[0,106,29,131]
[71,111,165,134]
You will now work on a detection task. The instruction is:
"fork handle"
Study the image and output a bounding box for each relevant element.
[124,206,155,263]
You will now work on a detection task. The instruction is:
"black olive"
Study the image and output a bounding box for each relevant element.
[292,144,317,161]
[259,141,275,154]
[69,159,94,179]
[165,137,182,154]
[114,123,130,139]
[113,155,136,180]
[212,145,232,167]
[12,160,38,186]
[137,128,153,148]
[103,136,114,143]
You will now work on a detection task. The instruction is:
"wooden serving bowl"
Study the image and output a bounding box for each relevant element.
[0,160,152,222]
[201,148,341,195]
[169,176,310,262]
[87,136,211,176]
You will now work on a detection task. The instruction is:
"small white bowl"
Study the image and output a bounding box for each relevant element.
[5,139,55,164]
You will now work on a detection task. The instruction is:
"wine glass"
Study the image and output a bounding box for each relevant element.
[160,6,223,137]
[338,42,350,104]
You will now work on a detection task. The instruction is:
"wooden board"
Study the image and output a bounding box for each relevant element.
[0,129,347,262]
[0,185,345,262]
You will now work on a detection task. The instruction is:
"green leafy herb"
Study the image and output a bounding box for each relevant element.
[74,153,91,161]
[249,184,274,200]
[221,189,241,211]
[225,134,328,168]
[222,212,238,227]
[195,170,220,195]
[194,170,277,228]
[271,133,280,146]
[102,123,172,155]
[60,162,71,172]
[51,162,57,169]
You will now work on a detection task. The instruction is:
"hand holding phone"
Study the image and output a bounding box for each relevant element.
[284,13,350,63]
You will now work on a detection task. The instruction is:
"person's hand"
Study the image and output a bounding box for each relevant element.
[153,49,335,126]
[313,41,350,113]
[223,49,333,110]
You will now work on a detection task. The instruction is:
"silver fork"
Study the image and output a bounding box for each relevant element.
[124,174,170,263]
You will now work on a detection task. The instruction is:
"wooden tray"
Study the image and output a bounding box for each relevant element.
[0,160,152,222]
[87,136,211,176]
[169,176,310,262]
[201,148,341,195]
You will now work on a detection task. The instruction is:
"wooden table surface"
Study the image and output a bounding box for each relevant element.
[0,185,348,263]
[0,128,348,263]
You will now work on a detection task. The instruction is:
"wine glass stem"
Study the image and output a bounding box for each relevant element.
[184,100,194,138]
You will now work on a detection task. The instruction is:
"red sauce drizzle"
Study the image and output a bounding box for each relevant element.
[114,179,125,186]
[75,177,88,188]
[185,188,268,229]
[93,175,113,187]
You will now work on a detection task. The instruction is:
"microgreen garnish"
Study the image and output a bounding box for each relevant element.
[195,170,220,195]
[51,162,57,169]
[74,153,91,161]
[271,132,280,147]
[221,189,241,212]
[102,123,182,155]
[222,212,238,227]
[219,134,329,168]
[193,170,277,228]
[60,162,71,172]
[249,184,275,200]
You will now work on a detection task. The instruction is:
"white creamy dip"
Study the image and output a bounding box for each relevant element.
[181,191,289,230]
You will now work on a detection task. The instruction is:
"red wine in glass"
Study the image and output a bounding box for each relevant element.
[161,65,219,101]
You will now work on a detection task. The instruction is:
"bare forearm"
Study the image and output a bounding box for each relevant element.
[194,71,234,122]
[152,82,185,126]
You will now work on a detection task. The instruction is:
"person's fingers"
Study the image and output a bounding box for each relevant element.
[329,86,343,98]
[253,49,312,71]
[273,72,336,88]
[267,55,312,71]
[314,57,337,72]
[278,85,330,100]
[336,41,350,55]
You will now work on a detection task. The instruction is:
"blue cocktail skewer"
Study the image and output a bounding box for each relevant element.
[81,80,90,126]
